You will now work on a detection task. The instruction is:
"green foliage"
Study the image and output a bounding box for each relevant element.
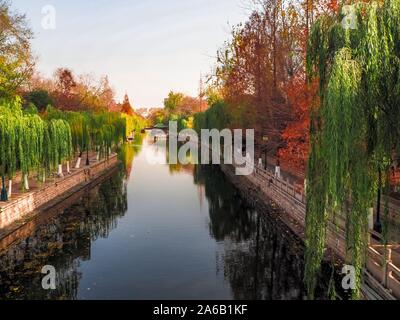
[45,106,88,153]
[122,113,147,137]
[306,0,400,299]
[89,112,126,159]
[44,105,146,159]
[24,90,54,112]
[164,91,184,112]
[0,98,72,183]
[45,119,73,171]
[0,97,141,197]
[0,0,33,97]
[204,87,223,106]
[0,98,21,178]
[23,103,38,115]
[193,101,231,132]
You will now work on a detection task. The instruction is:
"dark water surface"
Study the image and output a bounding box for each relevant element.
[0,137,311,300]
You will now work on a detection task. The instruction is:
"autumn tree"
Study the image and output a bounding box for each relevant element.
[211,0,302,155]
[120,94,134,115]
[0,0,34,97]
[278,0,339,173]
[75,74,115,111]
[55,68,76,97]
[52,68,78,110]
[149,108,167,125]
[164,91,184,113]
[25,68,116,112]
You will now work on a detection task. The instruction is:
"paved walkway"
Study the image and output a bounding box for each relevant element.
[0,152,99,207]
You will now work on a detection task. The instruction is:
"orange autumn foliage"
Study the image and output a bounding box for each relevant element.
[279,77,318,173]
[277,0,338,174]
[327,0,339,11]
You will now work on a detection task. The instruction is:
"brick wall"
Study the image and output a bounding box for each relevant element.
[0,155,119,231]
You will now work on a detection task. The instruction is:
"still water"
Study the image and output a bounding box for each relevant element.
[0,136,314,300]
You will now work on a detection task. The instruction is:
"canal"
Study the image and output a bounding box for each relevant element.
[0,135,329,300]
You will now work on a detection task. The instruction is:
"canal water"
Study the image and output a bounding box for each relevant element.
[0,136,323,300]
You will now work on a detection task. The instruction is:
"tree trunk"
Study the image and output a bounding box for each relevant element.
[1,175,8,201]
[75,151,82,169]
[24,174,30,191]
[374,168,382,233]
[67,161,71,174]
[86,148,90,166]
[58,164,64,178]
[273,4,277,89]
[8,179,12,198]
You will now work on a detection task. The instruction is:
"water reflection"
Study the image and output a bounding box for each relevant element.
[0,137,328,300]
[193,165,306,300]
[0,170,127,299]
[119,136,143,178]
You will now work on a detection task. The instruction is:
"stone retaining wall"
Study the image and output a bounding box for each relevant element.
[223,164,348,260]
[0,155,119,231]
[220,163,399,299]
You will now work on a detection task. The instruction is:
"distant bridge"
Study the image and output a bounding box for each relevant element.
[142,124,169,133]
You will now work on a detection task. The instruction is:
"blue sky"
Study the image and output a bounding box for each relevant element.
[12,0,247,108]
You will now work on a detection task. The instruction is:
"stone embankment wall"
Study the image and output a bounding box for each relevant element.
[0,155,119,232]
[220,163,400,300]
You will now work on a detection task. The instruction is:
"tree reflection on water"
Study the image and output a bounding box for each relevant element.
[0,142,330,300]
[0,170,127,300]
[193,165,313,300]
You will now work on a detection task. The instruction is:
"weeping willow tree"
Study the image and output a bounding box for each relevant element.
[0,98,21,200]
[122,113,147,138]
[305,0,400,299]
[0,98,74,196]
[45,107,128,166]
[1,99,140,201]
[0,98,46,192]
[19,114,46,189]
[45,107,89,157]
[43,119,73,179]
[89,112,126,160]
[46,108,92,167]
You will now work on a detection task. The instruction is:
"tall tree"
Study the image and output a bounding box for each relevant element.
[0,0,34,97]
[121,94,134,115]
[279,0,338,173]
[305,0,400,299]
[212,0,300,154]
[54,68,76,97]
[164,91,184,113]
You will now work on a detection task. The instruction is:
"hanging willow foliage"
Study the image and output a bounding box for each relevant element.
[122,113,147,138]
[1,98,143,199]
[89,112,126,159]
[0,114,18,179]
[45,106,89,155]
[0,98,74,193]
[45,119,73,170]
[306,0,400,299]
[45,106,129,159]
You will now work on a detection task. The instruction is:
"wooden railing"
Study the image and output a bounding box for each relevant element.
[222,145,400,299]
[366,229,400,299]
